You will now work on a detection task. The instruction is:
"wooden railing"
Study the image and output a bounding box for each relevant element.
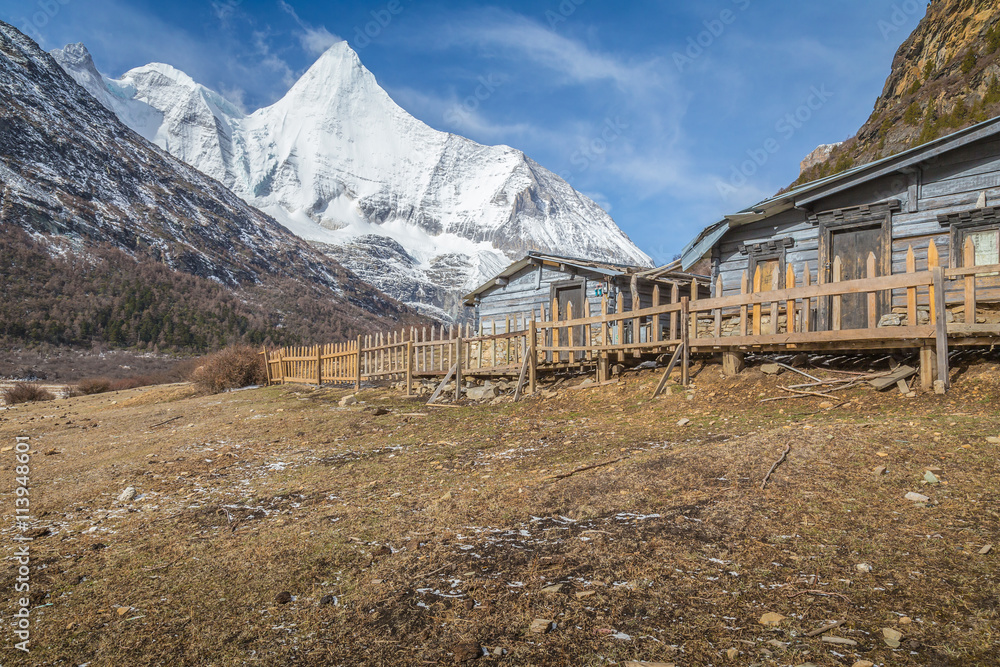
[262,246,1000,397]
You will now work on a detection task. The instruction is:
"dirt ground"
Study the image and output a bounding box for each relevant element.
[0,354,998,666]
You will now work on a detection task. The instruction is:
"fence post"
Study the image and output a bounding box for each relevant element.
[355,335,363,391]
[262,347,272,386]
[964,238,977,324]
[315,345,322,386]
[406,341,413,397]
[867,252,878,329]
[279,349,286,385]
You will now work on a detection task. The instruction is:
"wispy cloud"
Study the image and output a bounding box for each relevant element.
[278,0,342,57]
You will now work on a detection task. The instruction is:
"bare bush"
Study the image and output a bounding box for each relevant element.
[190,346,266,393]
[3,383,55,405]
[77,377,112,395]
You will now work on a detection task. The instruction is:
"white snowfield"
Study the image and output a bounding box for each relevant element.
[53,41,651,319]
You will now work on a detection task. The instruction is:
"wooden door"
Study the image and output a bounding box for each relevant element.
[555,284,585,361]
[830,225,885,329]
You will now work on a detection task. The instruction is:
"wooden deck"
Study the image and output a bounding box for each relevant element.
[263,251,1000,396]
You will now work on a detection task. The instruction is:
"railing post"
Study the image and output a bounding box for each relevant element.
[785,263,796,334]
[832,257,843,331]
[355,335,363,391]
[739,271,748,337]
[752,266,762,336]
[279,349,286,385]
[262,347,272,386]
[867,252,878,329]
[928,239,940,323]
[315,345,322,386]
[906,246,917,326]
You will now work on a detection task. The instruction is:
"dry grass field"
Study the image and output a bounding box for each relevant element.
[1,356,998,666]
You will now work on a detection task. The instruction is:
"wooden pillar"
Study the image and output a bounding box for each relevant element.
[919,345,936,391]
[832,256,843,331]
[316,345,322,386]
[528,317,537,394]
[906,246,917,326]
[262,347,272,385]
[652,285,661,347]
[713,276,723,339]
[739,271,748,337]
[752,266,762,336]
[785,263,796,334]
[964,238,977,324]
[928,239,940,323]
[932,267,949,391]
[866,252,878,329]
[680,297,690,387]
[802,262,812,333]
[722,351,744,376]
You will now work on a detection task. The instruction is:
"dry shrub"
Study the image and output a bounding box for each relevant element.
[191,345,266,393]
[3,382,55,404]
[77,377,112,395]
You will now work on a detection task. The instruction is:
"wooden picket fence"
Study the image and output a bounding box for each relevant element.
[262,239,1000,397]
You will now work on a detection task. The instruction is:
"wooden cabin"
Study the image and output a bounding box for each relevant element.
[464,252,709,336]
[681,116,1000,330]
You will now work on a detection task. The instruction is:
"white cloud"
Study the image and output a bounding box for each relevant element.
[278,1,343,56]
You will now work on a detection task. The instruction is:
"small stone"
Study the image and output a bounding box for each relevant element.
[987,437,1000,444]
[923,470,940,484]
[873,466,887,477]
[276,591,292,604]
[726,647,738,659]
[540,583,563,594]
[759,612,786,627]
[882,627,902,648]
[900,616,912,624]
[116,487,137,503]
[117,606,131,616]
[319,594,336,605]
[339,395,358,407]
[856,563,873,573]
[0,446,13,452]
[371,407,389,416]
[876,451,889,457]
[529,618,554,634]
[761,363,782,375]
[44,448,60,455]
[439,491,453,502]
[819,401,834,409]
[821,636,858,646]
[980,544,993,555]
[677,418,691,427]
[852,662,875,667]
[905,491,930,503]
[574,590,596,599]
[452,641,482,662]
[463,599,475,611]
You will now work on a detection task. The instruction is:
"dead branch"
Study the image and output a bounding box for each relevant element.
[543,457,624,481]
[151,416,182,428]
[761,444,791,490]
[804,620,846,637]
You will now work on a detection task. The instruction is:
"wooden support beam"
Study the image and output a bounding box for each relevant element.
[681,297,690,387]
[785,263,796,334]
[867,252,878,329]
[406,341,413,397]
[739,271,748,337]
[964,238,977,325]
[928,239,939,323]
[752,266,762,336]
[455,337,463,402]
[528,317,538,394]
[513,352,531,402]
[906,245,917,326]
[714,275,723,338]
[427,362,459,405]
[723,351,745,376]
[832,256,843,331]
[802,262,812,333]
[920,345,937,391]
[652,342,685,398]
[355,335,363,390]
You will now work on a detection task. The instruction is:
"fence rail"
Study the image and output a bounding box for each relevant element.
[262,242,1000,397]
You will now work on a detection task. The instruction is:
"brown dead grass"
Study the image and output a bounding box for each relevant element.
[1,382,55,404]
[0,356,998,666]
[190,345,267,394]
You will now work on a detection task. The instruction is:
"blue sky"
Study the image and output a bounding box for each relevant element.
[1,0,925,264]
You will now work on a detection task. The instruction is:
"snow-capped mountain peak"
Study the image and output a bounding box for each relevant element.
[54,40,652,320]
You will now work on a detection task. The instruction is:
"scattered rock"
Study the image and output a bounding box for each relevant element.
[371,546,391,559]
[677,418,691,427]
[923,470,940,484]
[761,363,783,375]
[116,606,131,616]
[466,385,500,401]
[873,466,887,477]
[905,491,930,503]
[574,590,596,599]
[987,437,1000,444]
[439,491,453,502]
[980,544,993,555]
[882,627,902,648]
[821,636,858,646]
[463,599,475,611]
[44,448,60,455]
[116,487,137,503]
[319,595,336,605]
[276,591,292,604]
[726,647,738,659]
[91,543,107,550]
[759,612,787,627]
[855,563,873,573]
[853,661,875,667]
[540,583,563,594]
[452,641,482,662]
[529,618,554,634]
[900,616,912,624]
[819,401,835,409]
[370,407,389,416]
[339,395,358,407]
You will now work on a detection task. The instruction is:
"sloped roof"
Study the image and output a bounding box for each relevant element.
[463,252,705,306]
[680,114,1000,270]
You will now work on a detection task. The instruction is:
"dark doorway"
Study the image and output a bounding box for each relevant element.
[829,224,885,329]
[553,282,585,361]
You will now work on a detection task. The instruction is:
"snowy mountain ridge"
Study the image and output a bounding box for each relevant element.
[53,41,652,320]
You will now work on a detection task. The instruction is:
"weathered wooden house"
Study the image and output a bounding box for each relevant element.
[464,251,709,335]
[682,116,1000,330]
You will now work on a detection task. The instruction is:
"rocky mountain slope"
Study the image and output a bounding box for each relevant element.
[0,21,423,349]
[52,41,652,320]
[795,0,1000,185]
